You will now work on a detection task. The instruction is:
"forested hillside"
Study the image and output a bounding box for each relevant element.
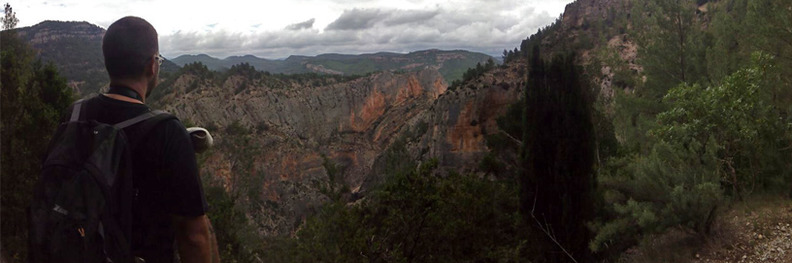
[13,20,181,96]
[2,0,791,262]
[171,50,494,84]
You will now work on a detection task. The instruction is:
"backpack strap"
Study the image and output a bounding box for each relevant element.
[70,99,86,122]
[118,110,178,150]
[69,98,177,146]
[114,110,169,130]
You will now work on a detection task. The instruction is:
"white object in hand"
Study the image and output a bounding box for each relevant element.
[186,127,214,153]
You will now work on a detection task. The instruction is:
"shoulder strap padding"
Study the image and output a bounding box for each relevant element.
[125,111,178,148]
[70,99,86,122]
[114,110,169,130]
[67,98,177,145]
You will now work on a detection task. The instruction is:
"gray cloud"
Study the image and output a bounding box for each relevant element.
[285,18,315,30]
[325,8,440,31]
[325,8,384,31]
[383,9,439,26]
[160,3,559,60]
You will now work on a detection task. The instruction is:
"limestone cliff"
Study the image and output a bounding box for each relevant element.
[157,69,447,235]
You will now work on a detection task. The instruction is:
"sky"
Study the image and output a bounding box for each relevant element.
[9,0,574,59]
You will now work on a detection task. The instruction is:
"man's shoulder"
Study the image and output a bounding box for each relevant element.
[137,113,184,138]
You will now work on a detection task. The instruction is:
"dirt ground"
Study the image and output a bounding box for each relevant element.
[619,195,792,263]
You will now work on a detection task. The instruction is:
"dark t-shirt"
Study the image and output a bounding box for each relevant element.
[61,95,208,262]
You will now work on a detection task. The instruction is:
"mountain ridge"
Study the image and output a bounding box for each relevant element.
[13,20,494,96]
[12,20,182,96]
[171,49,494,83]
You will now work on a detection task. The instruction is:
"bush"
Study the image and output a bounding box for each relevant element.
[591,140,724,252]
[267,159,532,262]
[654,52,791,197]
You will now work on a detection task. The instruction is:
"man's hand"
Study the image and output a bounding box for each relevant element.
[173,215,218,263]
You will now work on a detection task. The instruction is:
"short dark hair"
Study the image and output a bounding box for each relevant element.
[102,16,158,80]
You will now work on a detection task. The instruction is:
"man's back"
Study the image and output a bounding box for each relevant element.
[64,95,208,262]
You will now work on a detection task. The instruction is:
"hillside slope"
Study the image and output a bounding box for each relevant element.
[13,21,181,96]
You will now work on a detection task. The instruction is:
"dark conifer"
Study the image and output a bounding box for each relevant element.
[521,46,595,263]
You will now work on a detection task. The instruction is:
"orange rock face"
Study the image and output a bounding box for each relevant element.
[447,101,484,153]
[350,91,387,132]
[395,76,424,104]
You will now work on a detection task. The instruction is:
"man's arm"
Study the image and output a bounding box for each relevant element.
[173,215,214,263]
[208,219,221,263]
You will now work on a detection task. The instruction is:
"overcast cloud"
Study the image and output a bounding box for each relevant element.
[9,0,573,59]
[286,19,316,31]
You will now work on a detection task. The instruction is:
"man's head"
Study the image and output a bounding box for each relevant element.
[103,16,160,98]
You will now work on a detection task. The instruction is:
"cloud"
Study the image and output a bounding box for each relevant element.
[382,9,439,26]
[325,8,383,31]
[285,18,315,30]
[159,1,563,59]
[325,8,440,31]
[18,0,571,59]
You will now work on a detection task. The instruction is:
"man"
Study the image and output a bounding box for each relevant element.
[65,16,219,262]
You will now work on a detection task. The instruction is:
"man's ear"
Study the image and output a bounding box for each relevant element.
[146,55,157,77]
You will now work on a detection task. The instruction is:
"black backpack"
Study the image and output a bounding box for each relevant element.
[29,99,174,263]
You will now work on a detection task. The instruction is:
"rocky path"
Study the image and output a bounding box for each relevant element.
[693,197,792,263]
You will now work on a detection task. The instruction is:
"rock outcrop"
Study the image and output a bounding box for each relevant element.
[15,21,108,95]
[158,69,448,235]
[374,60,527,185]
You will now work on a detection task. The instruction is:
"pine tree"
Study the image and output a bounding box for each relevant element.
[631,0,709,94]
[521,46,595,262]
[746,0,792,111]
[706,0,751,83]
[2,3,18,30]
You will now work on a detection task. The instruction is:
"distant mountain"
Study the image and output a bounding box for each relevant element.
[13,20,180,96]
[13,20,492,95]
[171,49,494,83]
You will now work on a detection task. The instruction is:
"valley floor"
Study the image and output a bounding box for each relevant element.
[620,195,792,263]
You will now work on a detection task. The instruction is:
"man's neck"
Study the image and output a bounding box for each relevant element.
[103,93,144,104]
[107,80,147,104]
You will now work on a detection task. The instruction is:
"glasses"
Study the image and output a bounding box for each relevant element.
[155,53,165,66]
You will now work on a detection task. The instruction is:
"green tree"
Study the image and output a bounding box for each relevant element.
[631,0,709,91]
[1,10,75,260]
[654,52,791,198]
[706,0,751,83]
[591,140,723,252]
[591,52,791,257]
[521,47,595,263]
[2,3,18,30]
[745,0,792,111]
[289,159,530,263]
[610,0,713,156]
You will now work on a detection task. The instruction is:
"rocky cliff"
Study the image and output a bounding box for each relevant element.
[159,60,530,235]
[372,61,527,186]
[157,68,449,235]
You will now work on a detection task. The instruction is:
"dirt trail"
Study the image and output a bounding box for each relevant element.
[620,196,792,263]
[693,196,792,263]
